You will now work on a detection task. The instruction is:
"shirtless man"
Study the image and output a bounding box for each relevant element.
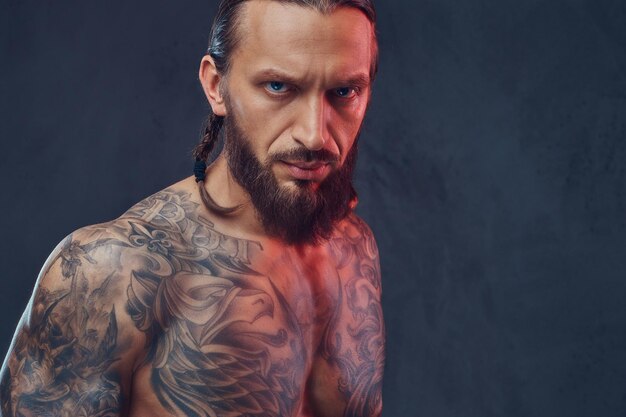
[0,0,384,416]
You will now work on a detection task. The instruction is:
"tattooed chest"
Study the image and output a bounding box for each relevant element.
[127,265,314,417]
[118,194,345,416]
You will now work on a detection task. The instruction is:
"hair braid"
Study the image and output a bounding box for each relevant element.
[193,113,223,162]
[193,0,376,216]
[193,113,241,215]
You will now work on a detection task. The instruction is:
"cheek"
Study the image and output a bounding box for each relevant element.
[227,92,259,132]
[228,91,292,153]
[330,105,366,155]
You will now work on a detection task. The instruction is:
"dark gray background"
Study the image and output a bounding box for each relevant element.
[2,0,626,416]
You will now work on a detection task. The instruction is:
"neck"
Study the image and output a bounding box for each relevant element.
[203,154,266,238]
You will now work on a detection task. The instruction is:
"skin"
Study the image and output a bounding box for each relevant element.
[0,2,384,417]
[200,1,373,237]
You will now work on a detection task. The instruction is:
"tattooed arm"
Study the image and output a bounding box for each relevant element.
[0,226,144,417]
[313,215,385,417]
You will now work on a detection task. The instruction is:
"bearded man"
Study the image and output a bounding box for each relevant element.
[0,0,385,416]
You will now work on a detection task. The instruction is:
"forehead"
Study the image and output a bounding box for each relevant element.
[232,0,373,81]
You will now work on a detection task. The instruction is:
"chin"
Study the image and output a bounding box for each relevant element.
[274,172,317,190]
[288,178,322,193]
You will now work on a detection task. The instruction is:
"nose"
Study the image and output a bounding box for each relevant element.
[291,94,328,151]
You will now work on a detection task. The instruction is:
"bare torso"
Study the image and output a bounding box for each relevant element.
[1,178,384,417]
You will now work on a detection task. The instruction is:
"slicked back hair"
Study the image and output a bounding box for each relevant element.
[193,0,377,215]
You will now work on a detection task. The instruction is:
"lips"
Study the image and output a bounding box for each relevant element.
[280,160,331,181]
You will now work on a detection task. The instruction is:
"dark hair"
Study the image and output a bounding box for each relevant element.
[193,0,376,215]
[193,0,378,163]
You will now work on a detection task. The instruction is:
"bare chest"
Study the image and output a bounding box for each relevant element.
[125,249,341,417]
[116,191,384,417]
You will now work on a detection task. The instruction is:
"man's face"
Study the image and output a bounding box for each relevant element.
[221,1,374,243]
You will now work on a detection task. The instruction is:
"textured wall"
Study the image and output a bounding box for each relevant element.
[2,0,626,416]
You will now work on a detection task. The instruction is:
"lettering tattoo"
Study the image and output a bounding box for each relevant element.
[1,189,384,417]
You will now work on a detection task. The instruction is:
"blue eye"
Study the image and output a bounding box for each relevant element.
[267,81,287,92]
[335,87,356,98]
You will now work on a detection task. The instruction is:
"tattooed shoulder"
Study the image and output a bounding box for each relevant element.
[0,222,146,417]
[2,189,385,417]
[314,214,385,417]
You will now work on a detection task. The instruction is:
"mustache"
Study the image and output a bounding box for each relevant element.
[269,148,340,164]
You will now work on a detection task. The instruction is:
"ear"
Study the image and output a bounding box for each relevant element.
[199,55,227,116]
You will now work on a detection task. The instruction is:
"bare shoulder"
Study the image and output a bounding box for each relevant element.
[0,183,199,417]
[119,183,202,228]
[0,222,146,416]
[313,213,385,417]
[329,213,381,285]
[327,212,383,333]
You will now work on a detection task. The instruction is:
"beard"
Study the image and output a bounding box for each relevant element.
[223,112,358,246]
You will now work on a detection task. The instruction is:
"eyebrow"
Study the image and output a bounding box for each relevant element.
[254,69,301,86]
[340,73,371,89]
[253,68,371,89]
